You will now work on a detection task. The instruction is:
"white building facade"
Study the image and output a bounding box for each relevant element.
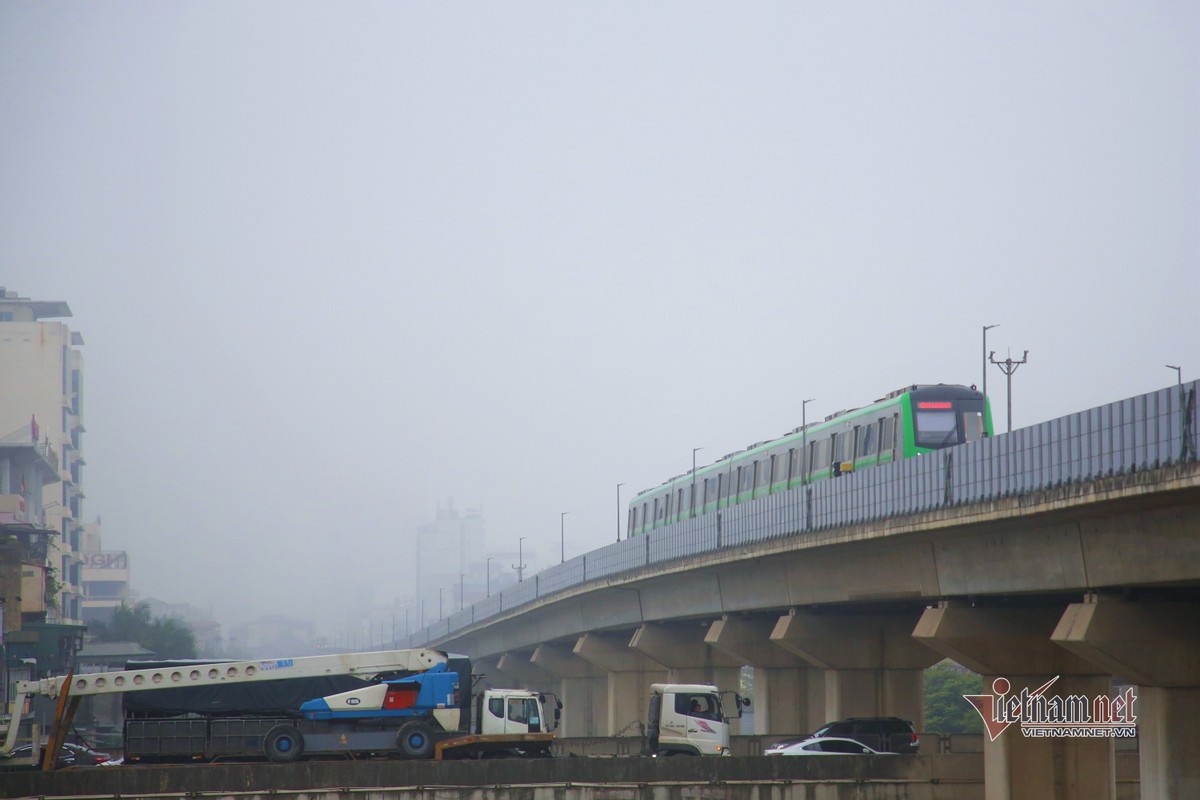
[0,287,87,623]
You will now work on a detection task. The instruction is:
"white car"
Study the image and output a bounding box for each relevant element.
[764,736,893,756]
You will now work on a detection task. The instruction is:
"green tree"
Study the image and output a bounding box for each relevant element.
[89,602,197,659]
[924,663,984,734]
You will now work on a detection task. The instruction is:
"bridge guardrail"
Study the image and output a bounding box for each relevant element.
[407,382,1197,647]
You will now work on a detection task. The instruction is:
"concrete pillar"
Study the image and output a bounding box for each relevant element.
[530,642,608,737]
[1052,596,1200,799]
[573,631,667,736]
[706,615,824,734]
[772,610,938,728]
[914,603,1115,800]
[1137,687,1200,800]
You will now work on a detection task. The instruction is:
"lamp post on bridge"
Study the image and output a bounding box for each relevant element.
[560,511,569,563]
[801,398,815,484]
[990,350,1029,432]
[983,324,1000,402]
[514,537,526,582]
[486,556,492,597]
[1166,364,1182,385]
[616,482,624,541]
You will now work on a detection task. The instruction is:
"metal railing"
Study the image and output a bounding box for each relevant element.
[405,382,1198,647]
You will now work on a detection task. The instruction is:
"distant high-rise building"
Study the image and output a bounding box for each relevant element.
[0,287,87,624]
[414,498,484,626]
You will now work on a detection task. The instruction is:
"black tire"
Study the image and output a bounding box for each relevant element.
[264,725,305,763]
[396,719,436,759]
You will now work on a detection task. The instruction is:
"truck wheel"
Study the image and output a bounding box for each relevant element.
[397,720,435,759]
[264,725,305,763]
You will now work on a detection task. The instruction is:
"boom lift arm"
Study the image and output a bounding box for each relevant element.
[1,649,448,761]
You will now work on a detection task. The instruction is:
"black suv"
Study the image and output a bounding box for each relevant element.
[810,717,919,754]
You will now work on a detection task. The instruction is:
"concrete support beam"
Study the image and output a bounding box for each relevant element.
[772,610,937,728]
[706,615,823,734]
[1052,595,1200,687]
[495,651,557,694]
[914,603,1115,800]
[473,656,520,690]
[531,643,607,737]
[1052,596,1200,798]
[630,622,742,675]
[913,605,1100,677]
[573,631,667,736]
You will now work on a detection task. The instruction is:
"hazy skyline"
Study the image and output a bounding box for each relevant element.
[2,2,1197,634]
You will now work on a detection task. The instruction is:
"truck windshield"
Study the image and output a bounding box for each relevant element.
[678,693,721,720]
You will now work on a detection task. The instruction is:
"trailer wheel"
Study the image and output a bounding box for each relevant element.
[264,725,305,763]
[397,720,435,759]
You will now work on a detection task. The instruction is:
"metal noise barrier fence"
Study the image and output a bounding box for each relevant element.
[406,382,1198,647]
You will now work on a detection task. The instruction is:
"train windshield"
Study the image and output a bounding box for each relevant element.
[914,408,958,448]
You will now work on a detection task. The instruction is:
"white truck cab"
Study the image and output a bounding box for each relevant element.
[476,688,557,735]
[646,683,746,757]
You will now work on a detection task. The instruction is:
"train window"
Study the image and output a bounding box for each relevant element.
[785,448,796,482]
[678,487,686,514]
[831,433,842,463]
[880,416,895,452]
[666,491,673,517]
[655,498,663,521]
[769,454,779,485]
[815,437,830,470]
[718,472,728,501]
[860,424,877,457]
[705,477,717,505]
[628,507,636,533]
[642,502,649,528]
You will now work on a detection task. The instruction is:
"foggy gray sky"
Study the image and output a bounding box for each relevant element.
[2,2,1197,633]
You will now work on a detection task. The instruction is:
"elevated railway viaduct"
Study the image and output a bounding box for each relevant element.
[409,383,1200,800]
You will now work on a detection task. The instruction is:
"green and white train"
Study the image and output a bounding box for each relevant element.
[627,383,994,537]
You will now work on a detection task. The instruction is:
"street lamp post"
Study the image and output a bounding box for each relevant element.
[801,398,815,484]
[438,587,444,619]
[616,483,624,542]
[459,573,464,611]
[486,556,493,596]
[514,537,527,582]
[691,447,703,517]
[1166,364,1182,385]
[983,324,1000,400]
[560,511,569,563]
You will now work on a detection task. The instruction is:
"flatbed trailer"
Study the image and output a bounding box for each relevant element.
[435,732,555,760]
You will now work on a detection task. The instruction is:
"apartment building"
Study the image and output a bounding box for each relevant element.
[0,286,87,629]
